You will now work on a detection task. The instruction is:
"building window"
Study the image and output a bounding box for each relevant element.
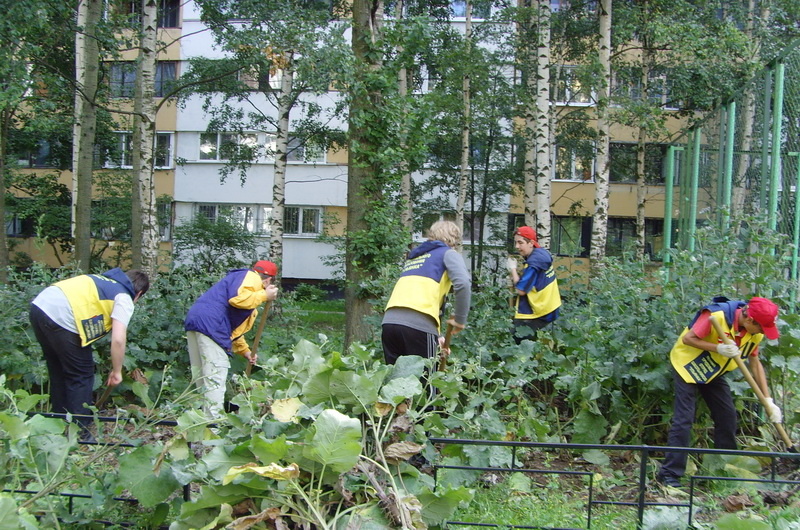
[116,0,180,28]
[158,0,180,27]
[450,0,491,18]
[287,136,326,163]
[609,142,667,184]
[155,61,177,97]
[239,65,281,92]
[195,204,271,234]
[554,144,594,181]
[107,132,172,168]
[5,211,35,237]
[552,216,590,257]
[15,140,55,168]
[284,206,321,236]
[110,62,136,98]
[199,132,258,161]
[155,133,173,168]
[157,199,172,241]
[606,217,663,259]
[554,65,593,105]
[612,67,678,110]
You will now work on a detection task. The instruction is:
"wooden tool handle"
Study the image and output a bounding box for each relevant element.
[245,300,271,377]
[709,315,795,449]
[438,323,455,372]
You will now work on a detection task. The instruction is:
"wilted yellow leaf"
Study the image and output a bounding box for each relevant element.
[222,462,300,485]
[272,397,303,423]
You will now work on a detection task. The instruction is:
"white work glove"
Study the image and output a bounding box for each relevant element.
[506,257,518,272]
[764,397,783,423]
[716,343,740,358]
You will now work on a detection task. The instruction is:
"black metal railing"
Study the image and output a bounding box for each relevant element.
[429,437,800,529]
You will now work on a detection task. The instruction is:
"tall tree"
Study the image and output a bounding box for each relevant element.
[455,0,473,241]
[72,0,103,272]
[345,0,408,346]
[591,0,612,267]
[131,0,159,275]
[188,0,348,270]
[346,0,387,346]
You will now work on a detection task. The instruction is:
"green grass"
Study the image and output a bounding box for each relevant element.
[450,480,637,529]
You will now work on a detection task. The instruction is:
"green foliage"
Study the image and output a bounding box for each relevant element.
[171,212,258,273]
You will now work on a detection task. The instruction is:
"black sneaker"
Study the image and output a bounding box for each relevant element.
[656,474,682,488]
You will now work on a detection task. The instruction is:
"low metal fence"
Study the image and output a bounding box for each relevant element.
[429,437,800,529]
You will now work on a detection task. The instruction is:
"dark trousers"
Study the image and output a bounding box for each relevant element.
[381,324,440,400]
[512,318,551,344]
[659,368,738,479]
[29,303,95,427]
[381,323,439,365]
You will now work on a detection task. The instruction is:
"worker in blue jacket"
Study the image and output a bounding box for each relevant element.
[185,260,279,419]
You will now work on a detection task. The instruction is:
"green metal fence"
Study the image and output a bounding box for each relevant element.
[665,38,800,307]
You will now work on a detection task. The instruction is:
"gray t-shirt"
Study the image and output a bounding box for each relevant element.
[382,248,471,335]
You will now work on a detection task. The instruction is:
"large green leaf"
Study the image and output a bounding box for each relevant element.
[0,413,28,440]
[249,434,290,464]
[303,409,362,472]
[417,486,473,526]
[379,376,423,404]
[302,369,333,405]
[291,339,328,379]
[328,369,380,411]
[117,444,181,507]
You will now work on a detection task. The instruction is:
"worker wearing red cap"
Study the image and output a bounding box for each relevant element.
[185,260,279,419]
[507,226,562,343]
[657,296,781,488]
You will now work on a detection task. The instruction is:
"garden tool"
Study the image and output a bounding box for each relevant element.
[709,315,798,452]
[437,323,455,372]
[95,383,114,409]
[245,300,272,377]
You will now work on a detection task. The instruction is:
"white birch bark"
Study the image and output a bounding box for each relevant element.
[72,0,102,271]
[131,0,159,275]
[591,0,612,265]
[532,0,551,244]
[455,0,472,249]
[270,53,294,270]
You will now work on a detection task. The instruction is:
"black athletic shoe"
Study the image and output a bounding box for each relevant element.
[656,474,682,488]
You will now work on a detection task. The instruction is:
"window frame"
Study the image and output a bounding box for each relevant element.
[554,65,594,106]
[284,206,322,237]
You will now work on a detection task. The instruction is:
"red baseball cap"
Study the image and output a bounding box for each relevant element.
[253,260,278,277]
[748,297,779,340]
[514,226,540,248]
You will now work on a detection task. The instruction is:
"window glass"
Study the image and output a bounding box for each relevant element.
[158,0,180,27]
[155,133,172,168]
[155,61,177,97]
[552,217,586,256]
[110,62,136,98]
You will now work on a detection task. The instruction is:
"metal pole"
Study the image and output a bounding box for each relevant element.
[689,128,702,252]
[760,69,773,211]
[790,152,800,311]
[722,101,736,229]
[768,61,785,232]
[663,145,677,278]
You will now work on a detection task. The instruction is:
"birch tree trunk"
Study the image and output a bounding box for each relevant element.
[591,0,612,267]
[72,0,102,272]
[131,0,159,275]
[455,0,472,249]
[532,0,551,245]
[733,0,764,214]
[270,53,294,269]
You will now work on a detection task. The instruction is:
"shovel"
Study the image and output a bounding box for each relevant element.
[245,300,271,377]
[709,315,797,452]
[437,323,454,372]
